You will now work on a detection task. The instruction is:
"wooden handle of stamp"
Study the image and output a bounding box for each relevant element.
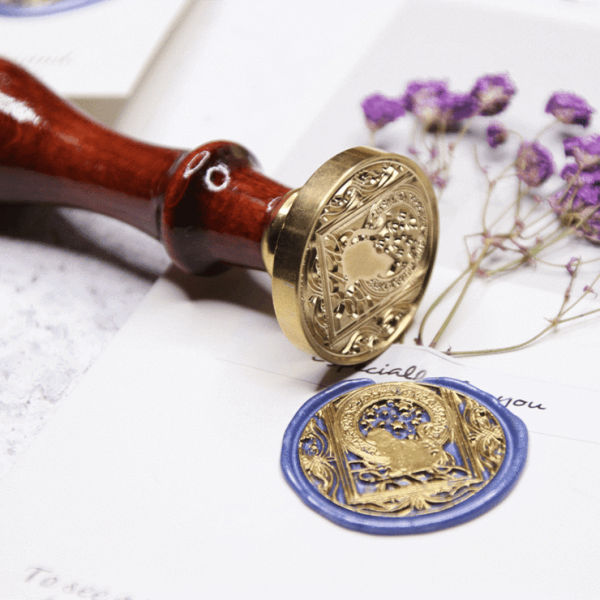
[0,58,291,274]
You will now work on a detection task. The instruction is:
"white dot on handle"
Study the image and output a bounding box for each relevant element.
[205,164,230,192]
[183,150,210,179]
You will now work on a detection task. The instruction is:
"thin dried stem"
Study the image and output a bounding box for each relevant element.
[415,265,471,345]
[429,239,493,348]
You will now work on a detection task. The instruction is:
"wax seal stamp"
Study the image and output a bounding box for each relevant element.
[0,58,437,365]
[263,148,438,365]
[281,378,527,534]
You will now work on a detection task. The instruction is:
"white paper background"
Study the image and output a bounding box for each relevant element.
[0,266,597,599]
[0,0,188,97]
[0,1,599,599]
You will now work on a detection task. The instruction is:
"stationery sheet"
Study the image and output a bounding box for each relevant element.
[0,0,189,97]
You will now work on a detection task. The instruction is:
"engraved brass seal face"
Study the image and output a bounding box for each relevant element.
[263,148,438,365]
[281,378,528,534]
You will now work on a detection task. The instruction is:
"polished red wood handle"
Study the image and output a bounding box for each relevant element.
[0,58,291,274]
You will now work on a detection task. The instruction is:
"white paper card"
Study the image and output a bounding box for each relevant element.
[0,0,189,97]
[0,265,598,599]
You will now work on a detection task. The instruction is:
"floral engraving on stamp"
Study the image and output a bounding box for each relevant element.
[300,160,431,360]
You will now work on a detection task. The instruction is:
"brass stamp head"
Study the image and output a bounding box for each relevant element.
[262,147,438,365]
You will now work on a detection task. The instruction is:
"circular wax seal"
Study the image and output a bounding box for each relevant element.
[0,0,106,17]
[268,147,438,366]
[281,378,528,534]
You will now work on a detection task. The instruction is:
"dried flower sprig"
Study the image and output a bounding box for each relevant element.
[361,74,600,356]
[361,73,517,191]
[446,264,600,357]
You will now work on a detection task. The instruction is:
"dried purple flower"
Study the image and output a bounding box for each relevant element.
[486,122,507,148]
[564,134,600,170]
[549,170,600,243]
[560,163,579,182]
[402,80,477,131]
[403,80,448,112]
[470,73,516,116]
[551,179,600,212]
[402,80,448,130]
[566,257,580,276]
[560,163,600,186]
[515,141,554,187]
[575,206,600,243]
[361,93,405,131]
[576,184,600,206]
[441,92,478,123]
[545,92,594,127]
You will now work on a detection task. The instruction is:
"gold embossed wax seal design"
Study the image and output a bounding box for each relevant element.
[266,147,438,365]
[298,382,506,517]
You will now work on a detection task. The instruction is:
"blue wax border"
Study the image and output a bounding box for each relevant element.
[281,377,528,535]
[0,0,108,17]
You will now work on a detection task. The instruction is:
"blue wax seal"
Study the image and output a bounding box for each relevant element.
[0,0,107,17]
[281,377,528,534]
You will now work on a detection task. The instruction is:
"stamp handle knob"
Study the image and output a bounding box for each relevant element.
[0,58,291,274]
